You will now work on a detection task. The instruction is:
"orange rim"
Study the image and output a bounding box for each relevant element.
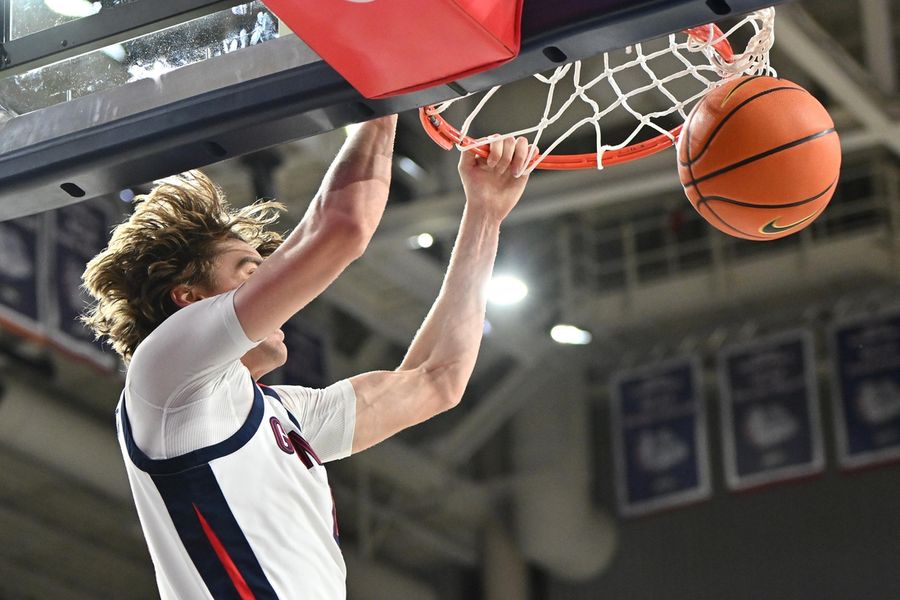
[419,24,731,170]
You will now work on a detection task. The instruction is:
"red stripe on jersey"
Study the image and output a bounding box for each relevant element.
[193,503,256,600]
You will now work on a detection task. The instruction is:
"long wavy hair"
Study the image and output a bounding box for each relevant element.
[82,171,285,362]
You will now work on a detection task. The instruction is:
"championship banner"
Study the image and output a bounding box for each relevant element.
[0,215,46,337]
[49,200,118,369]
[611,357,710,516]
[832,312,900,469]
[717,330,824,490]
[278,316,329,389]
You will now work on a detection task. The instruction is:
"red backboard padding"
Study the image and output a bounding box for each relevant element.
[264,0,524,99]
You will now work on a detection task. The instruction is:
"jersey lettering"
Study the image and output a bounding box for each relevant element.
[288,431,322,470]
[269,417,294,454]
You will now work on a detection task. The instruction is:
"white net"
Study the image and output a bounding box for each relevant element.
[425,8,777,172]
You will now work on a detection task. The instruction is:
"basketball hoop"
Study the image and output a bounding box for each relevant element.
[420,8,776,172]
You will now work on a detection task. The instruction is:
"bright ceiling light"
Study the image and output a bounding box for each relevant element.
[396,156,427,180]
[550,324,592,345]
[406,232,434,249]
[487,275,528,306]
[45,0,101,18]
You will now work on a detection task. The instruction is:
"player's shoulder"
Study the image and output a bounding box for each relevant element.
[135,294,230,355]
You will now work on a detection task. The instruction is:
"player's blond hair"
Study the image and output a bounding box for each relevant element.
[82,171,285,362]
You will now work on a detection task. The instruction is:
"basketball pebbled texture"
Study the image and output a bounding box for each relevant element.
[677,76,841,241]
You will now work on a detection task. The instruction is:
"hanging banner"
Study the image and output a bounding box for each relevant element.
[0,215,46,337]
[717,330,824,490]
[49,200,118,369]
[832,312,900,469]
[611,357,710,516]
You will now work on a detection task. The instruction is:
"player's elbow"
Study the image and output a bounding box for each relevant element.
[320,209,372,260]
[425,365,468,412]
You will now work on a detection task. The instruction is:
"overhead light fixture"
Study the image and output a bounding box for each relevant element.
[396,156,427,181]
[407,232,434,249]
[550,324,592,345]
[487,275,528,306]
[45,0,101,18]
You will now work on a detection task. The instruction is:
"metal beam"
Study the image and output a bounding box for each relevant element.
[1,0,10,45]
[360,247,549,364]
[429,363,560,466]
[0,0,781,220]
[0,0,244,77]
[859,0,897,95]
[777,5,900,156]
[372,152,683,247]
[0,35,411,220]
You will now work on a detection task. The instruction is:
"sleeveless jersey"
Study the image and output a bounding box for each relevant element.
[116,383,346,599]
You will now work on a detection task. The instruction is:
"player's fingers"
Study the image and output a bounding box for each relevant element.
[459,146,479,171]
[495,137,517,174]
[486,136,503,168]
[511,137,530,178]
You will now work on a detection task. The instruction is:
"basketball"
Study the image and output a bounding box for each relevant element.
[677,76,841,241]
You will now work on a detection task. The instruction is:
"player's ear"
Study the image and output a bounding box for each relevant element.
[170,284,204,308]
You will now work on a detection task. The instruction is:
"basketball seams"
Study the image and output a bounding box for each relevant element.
[677,76,840,241]
[679,75,764,166]
[682,128,837,189]
[680,85,807,167]
[689,130,836,240]
[701,203,771,241]
[699,180,834,239]
[696,178,838,210]
[719,74,767,106]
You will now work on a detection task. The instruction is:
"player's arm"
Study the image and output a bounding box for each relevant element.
[349,137,532,453]
[234,115,397,341]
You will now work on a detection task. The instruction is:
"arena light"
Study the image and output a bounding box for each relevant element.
[407,232,434,249]
[487,274,527,306]
[396,156,427,181]
[45,0,101,18]
[550,324,592,345]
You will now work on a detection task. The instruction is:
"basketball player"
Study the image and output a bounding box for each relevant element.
[82,114,533,599]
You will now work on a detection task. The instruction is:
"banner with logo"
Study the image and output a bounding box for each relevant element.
[717,330,824,490]
[0,215,46,336]
[832,311,900,469]
[611,357,710,516]
[49,200,118,369]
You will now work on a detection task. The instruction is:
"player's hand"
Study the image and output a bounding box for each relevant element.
[459,136,534,224]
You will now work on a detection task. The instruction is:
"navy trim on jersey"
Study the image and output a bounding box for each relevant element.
[259,385,302,432]
[120,384,265,475]
[153,465,279,600]
[259,385,339,543]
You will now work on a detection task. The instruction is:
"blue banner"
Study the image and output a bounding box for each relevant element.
[611,357,710,516]
[0,216,44,334]
[718,330,824,490]
[832,313,900,469]
[50,200,117,368]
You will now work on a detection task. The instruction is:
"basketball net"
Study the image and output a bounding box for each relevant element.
[420,8,777,172]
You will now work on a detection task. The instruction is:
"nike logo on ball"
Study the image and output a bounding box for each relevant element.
[759,213,817,235]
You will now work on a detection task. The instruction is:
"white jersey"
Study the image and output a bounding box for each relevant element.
[116,290,356,600]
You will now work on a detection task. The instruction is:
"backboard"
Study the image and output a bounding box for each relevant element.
[0,0,784,220]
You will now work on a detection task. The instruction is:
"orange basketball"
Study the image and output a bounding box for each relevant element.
[677,76,841,241]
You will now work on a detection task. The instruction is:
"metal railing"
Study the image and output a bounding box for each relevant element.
[569,157,897,297]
